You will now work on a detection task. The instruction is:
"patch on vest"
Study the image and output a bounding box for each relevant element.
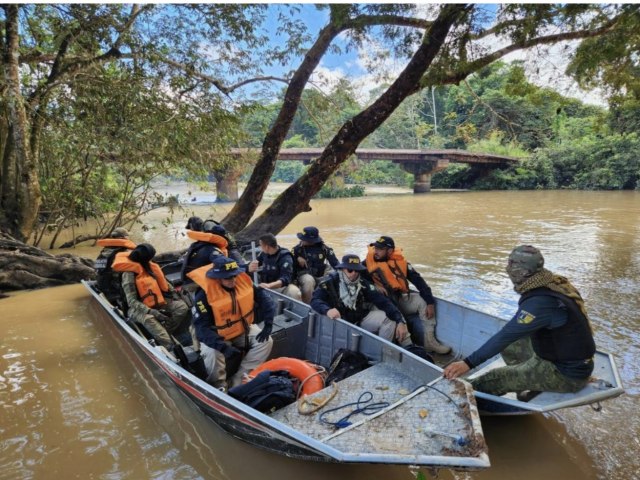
[517,309,535,324]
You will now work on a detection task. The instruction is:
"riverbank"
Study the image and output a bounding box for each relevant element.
[150,180,465,204]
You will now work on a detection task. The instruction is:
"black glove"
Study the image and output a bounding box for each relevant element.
[256,324,272,343]
[151,309,170,325]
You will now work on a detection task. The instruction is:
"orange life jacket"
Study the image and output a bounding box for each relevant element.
[112,252,170,308]
[366,245,410,293]
[96,238,137,249]
[188,266,255,340]
[186,230,229,256]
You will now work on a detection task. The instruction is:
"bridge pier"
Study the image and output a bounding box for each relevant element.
[399,159,449,194]
[414,172,433,193]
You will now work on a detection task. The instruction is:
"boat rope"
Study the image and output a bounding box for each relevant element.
[319,391,390,429]
[296,364,327,399]
[298,382,339,415]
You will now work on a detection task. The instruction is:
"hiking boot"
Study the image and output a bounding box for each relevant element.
[424,324,451,355]
[516,390,541,402]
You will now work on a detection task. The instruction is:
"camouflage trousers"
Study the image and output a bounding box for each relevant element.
[136,299,190,349]
[470,338,589,397]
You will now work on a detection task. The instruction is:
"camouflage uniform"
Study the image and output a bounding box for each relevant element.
[121,271,190,348]
[465,245,594,397]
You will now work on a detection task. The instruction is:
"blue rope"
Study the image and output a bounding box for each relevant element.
[319,391,390,428]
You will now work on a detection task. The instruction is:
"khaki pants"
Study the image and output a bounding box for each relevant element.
[297,273,318,304]
[358,308,411,346]
[395,292,428,346]
[200,324,273,389]
[272,284,302,302]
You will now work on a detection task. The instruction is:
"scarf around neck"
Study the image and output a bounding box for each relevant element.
[339,270,362,310]
[516,268,591,324]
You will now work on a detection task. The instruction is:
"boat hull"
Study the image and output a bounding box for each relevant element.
[82,281,490,469]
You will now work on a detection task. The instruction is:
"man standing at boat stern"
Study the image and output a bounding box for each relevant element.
[443,245,596,398]
[364,236,451,354]
[189,256,274,390]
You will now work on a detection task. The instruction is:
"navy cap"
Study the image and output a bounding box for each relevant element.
[206,256,242,279]
[185,216,204,231]
[371,236,395,249]
[297,226,322,244]
[335,254,366,271]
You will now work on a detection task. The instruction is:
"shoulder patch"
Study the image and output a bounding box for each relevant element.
[517,309,536,324]
[196,300,208,314]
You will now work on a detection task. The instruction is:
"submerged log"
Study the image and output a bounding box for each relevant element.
[0,232,96,295]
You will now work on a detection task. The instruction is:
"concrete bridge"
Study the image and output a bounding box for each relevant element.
[215,148,520,200]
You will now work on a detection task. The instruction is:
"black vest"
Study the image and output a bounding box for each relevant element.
[320,273,367,325]
[293,243,330,277]
[259,247,292,284]
[94,247,127,301]
[520,288,596,362]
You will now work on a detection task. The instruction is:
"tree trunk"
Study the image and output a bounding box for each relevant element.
[236,4,467,241]
[0,232,96,293]
[1,5,42,241]
[221,21,344,232]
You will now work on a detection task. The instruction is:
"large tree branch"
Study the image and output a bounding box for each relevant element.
[236,4,470,240]
[416,15,622,92]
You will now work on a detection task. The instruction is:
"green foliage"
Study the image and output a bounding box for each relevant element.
[314,184,365,198]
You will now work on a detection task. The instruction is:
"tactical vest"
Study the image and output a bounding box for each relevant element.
[188,266,255,340]
[112,253,170,308]
[365,246,410,293]
[259,247,292,284]
[94,239,136,299]
[293,243,330,277]
[520,288,596,362]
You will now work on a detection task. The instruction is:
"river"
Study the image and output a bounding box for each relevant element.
[1,189,638,479]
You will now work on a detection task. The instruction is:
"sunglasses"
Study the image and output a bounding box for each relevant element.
[345,269,358,273]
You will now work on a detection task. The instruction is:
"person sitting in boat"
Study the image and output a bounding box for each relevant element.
[292,226,339,304]
[94,227,136,305]
[188,256,274,390]
[201,219,246,266]
[247,233,302,301]
[443,245,596,400]
[311,254,416,348]
[113,243,191,350]
[180,220,230,284]
[364,236,451,355]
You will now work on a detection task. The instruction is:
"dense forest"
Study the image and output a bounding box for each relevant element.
[1,4,638,248]
[257,61,639,194]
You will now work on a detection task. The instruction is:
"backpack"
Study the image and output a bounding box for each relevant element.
[228,370,296,413]
[325,349,370,384]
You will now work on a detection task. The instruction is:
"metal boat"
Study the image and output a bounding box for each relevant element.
[82,280,490,469]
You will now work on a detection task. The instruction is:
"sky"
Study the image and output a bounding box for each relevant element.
[248,4,605,107]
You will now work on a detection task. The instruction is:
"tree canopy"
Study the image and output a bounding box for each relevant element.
[1,3,638,247]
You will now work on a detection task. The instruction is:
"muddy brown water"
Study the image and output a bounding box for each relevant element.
[1,189,639,479]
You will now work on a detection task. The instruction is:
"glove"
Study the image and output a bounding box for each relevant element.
[256,324,272,343]
[151,309,170,325]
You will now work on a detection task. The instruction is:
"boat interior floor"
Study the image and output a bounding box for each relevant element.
[270,362,484,458]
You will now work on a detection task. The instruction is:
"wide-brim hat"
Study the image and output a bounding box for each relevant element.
[206,256,242,279]
[297,226,322,243]
[335,254,366,271]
